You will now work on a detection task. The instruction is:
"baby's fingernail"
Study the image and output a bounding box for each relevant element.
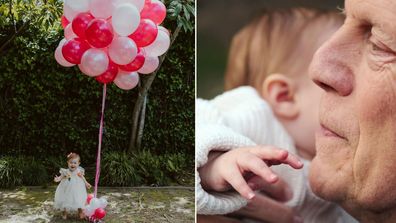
[269,174,278,182]
[247,192,255,199]
[293,216,303,223]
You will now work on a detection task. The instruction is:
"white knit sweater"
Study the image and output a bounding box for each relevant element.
[196,86,357,223]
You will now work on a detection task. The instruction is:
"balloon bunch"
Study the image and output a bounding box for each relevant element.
[55,0,170,90]
[85,194,108,222]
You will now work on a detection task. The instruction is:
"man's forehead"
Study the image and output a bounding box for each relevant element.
[346,0,396,36]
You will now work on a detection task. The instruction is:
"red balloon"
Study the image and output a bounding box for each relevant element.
[86,194,94,204]
[119,49,145,72]
[96,61,119,84]
[94,208,106,219]
[62,38,90,64]
[129,19,158,47]
[85,19,114,48]
[61,16,70,29]
[72,13,94,39]
[140,0,166,25]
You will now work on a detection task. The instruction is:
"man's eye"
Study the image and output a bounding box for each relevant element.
[368,37,395,57]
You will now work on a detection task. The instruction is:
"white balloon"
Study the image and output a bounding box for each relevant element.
[143,29,170,57]
[64,24,77,40]
[55,40,75,67]
[90,0,112,19]
[138,56,159,74]
[65,0,90,13]
[112,0,144,12]
[80,49,109,77]
[99,197,108,209]
[114,71,139,90]
[158,26,170,36]
[63,4,80,21]
[90,198,101,209]
[109,37,138,65]
[112,3,140,36]
[84,205,95,217]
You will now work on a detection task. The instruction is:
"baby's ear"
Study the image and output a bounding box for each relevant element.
[261,74,299,120]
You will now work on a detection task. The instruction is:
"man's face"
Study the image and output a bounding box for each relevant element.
[309,0,396,213]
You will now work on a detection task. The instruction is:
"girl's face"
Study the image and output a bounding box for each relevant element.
[68,158,80,171]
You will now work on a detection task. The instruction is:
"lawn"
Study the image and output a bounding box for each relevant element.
[0,187,194,223]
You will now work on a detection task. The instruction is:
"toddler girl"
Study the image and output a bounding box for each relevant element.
[54,152,92,219]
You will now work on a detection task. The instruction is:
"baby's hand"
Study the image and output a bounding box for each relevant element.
[54,175,62,183]
[199,146,303,200]
[86,182,92,189]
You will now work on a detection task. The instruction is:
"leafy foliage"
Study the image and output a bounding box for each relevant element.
[101,151,142,186]
[0,156,48,187]
[0,156,23,188]
[0,0,194,187]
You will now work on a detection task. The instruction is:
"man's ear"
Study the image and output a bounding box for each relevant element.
[261,74,299,119]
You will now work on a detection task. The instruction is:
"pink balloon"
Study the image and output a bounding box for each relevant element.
[62,38,90,64]
[119,48,145,71]
[109,36,138,65]
[96,61,119,84]
[80,48,109,76]
[94,208,106,219]
[86,194,94,204]
[64,24,77,40]
[72,12,94,39]
[129,19,158,47]
[138,55,158,74]
[143,29,170,56]
[85,19,114,48]
[61,16,70,29]
[140,0,166,25]
[114,71,139,90]
[55,39,74,67]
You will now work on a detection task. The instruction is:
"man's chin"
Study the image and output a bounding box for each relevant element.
[309,156,349,203]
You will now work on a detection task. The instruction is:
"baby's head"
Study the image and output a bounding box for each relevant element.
[67,152,81,171]
[225,8,344,159]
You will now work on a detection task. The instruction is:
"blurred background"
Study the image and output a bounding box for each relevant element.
[197,0,344,99]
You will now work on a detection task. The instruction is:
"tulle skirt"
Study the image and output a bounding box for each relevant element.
[54,175,87,211]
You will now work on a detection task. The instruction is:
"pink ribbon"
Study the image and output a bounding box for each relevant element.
[94,84,107,198]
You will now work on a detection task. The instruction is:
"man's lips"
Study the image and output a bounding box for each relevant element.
[318,124,345,139]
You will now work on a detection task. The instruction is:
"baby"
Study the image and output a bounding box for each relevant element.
[54,152,92,219]
[196,8,357,223]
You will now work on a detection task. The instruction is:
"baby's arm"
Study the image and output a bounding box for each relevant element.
[77,169,92,189]
[199,146,303,200]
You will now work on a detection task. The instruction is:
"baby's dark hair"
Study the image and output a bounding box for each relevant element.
[67,152,80,161]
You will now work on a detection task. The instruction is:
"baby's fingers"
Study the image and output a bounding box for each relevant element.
[248,146,303,169]
[238,154,279,184]
[224,166,255,200]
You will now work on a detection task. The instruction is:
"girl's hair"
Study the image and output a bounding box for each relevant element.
[67,152,80,161]
[224,8,344,91]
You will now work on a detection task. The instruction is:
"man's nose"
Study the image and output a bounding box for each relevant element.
[309,27,354,97]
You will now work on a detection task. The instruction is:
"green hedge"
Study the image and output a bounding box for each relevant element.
[0,17,194,166]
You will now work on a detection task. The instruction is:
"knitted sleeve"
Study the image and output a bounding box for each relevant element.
[196,98,258,214]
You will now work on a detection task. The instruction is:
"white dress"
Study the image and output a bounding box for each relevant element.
[54,167,87,211]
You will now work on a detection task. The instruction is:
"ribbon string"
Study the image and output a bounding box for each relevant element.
[94,84,107,197]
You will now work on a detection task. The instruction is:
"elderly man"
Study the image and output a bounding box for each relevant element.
[309,0,396,222]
